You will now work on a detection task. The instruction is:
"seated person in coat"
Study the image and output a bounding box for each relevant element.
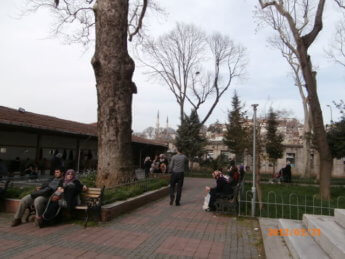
[228,164,240,186]
[40,169,87,227]
[11,168,64,227]
[205,170,233,211]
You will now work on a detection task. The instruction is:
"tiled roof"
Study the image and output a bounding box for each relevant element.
[0,106,166,147]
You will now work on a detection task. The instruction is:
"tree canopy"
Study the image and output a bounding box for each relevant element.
[223,91,249,164]
[175,110,206,160]
[265,107,284,170]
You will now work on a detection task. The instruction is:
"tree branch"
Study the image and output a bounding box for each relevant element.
[128,0,148,41]
[301,0,326,48]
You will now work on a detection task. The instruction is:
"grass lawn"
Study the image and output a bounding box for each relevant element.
[239,183,345,220]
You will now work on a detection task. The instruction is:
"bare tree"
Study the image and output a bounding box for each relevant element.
[25,0,152,187]
[257,10,314,177]
[326,15,345,67]
[25,0,160,45]
[138,23,247,125]
[258,0,333,199]
[335,0,345,8]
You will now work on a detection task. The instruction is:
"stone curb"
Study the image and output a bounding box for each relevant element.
[100,186,169,221]
[2,186,170,222]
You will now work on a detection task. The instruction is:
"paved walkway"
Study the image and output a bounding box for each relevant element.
[0,178,264,258]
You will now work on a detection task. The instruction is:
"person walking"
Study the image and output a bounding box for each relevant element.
[143,156,152,178]
[168,149,188,206]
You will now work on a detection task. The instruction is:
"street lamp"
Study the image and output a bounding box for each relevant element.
[327,104,333,124]
[251,104,258,217]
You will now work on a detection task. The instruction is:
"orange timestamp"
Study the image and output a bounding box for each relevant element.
[267,228,321,237]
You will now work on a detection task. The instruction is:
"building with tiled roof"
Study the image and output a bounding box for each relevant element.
[0,106,167,174]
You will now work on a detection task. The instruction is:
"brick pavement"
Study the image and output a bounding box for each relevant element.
[0,177,264,258]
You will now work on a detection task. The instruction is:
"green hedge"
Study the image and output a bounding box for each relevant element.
[6,186,35,199]
[4,172,169,203]
[103,178,169,204]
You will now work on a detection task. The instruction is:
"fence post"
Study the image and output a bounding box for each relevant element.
[251,104,258,217]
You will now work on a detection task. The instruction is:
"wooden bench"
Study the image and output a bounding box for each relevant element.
[214,183,242,214]
[26,186,104,227]
[75,186,104,227]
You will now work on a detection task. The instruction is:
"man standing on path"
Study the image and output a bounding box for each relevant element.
[169,149,188,206]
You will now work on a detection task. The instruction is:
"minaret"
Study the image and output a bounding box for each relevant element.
[155,110,160,138]
[166,116,169,129]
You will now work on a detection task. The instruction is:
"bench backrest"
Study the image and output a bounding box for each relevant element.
[80,187,104,207]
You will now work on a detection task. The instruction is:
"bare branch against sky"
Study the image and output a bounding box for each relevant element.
[0,0,344,131]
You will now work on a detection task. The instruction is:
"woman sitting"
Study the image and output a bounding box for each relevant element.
[39,169,87,227]
[205,170,233,211]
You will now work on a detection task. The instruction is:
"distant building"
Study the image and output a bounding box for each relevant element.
[134,110,176,142]
[204,119,345,178]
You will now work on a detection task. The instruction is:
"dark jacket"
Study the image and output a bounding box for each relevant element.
[63,179,83,209]
[144,160,152,174]
[211,176,232,195]
[42,179,83,222]
[31,177,63,199]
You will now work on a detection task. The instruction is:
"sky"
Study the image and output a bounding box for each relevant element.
[0,0,344,132]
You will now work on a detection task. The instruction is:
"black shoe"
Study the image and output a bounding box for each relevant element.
[175,202,180,206]
[11,218,22,227]
[35,217,43,228]
[170,200,173,206]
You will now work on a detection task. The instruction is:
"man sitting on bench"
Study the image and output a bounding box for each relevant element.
[11,168,64,227]
[205,170,233,211]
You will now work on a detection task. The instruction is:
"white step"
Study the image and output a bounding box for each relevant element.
[334,209,345,229]
[303,214,345,259]
[259,218,292,259]
[278,219,329,259]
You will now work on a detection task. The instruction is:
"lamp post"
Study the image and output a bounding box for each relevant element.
[326,105,333,124]
[251,104,258,217]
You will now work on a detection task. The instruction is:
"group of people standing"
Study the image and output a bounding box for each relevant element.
[143,154,169,177]
[11,168,87,228]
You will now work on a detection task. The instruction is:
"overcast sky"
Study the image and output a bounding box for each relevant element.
[0,0,344,132]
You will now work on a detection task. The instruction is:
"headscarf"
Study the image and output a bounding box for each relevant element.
[64,169,76,184]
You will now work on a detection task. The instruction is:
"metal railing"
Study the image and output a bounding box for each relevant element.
[238,190,345,220]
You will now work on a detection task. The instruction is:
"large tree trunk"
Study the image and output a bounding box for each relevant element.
[302,135,312,178]
[301,108,312,178]
[93,0,135,187]
[297,43,333,199]
[296,82,313,178]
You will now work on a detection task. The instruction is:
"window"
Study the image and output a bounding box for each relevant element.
[220,151,230,158]
[0,147,6,153]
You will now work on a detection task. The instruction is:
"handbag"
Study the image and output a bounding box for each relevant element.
[202,193,210,211]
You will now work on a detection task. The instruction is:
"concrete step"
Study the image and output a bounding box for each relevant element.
[334,209,345,229]
[259,218,292,259]
[278,218,329,259]
[303,214,345,259]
